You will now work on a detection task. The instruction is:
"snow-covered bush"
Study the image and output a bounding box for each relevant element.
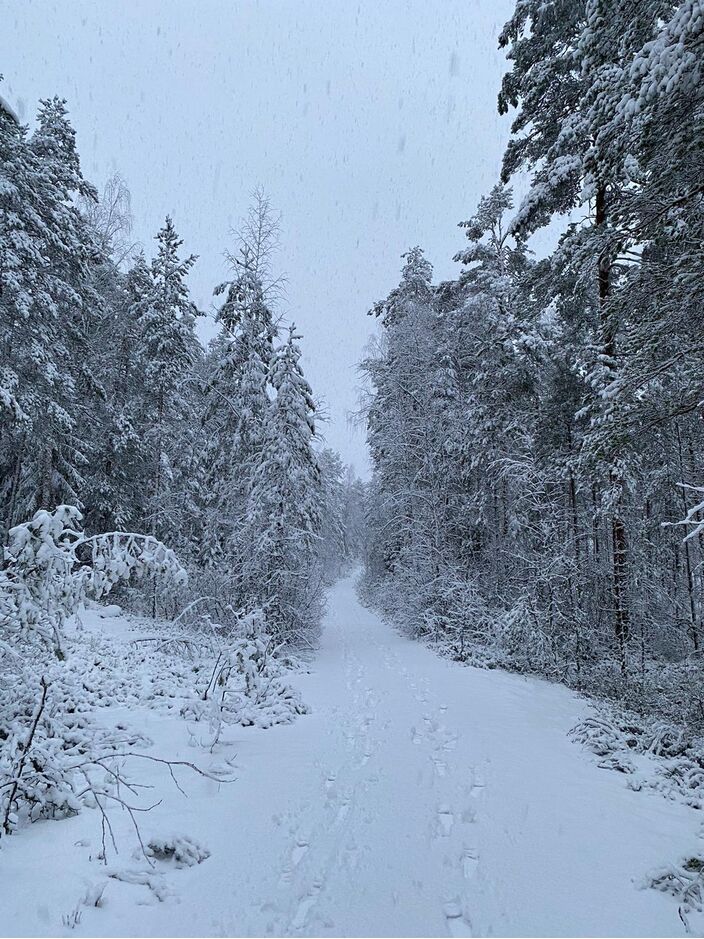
[0,505,187,841]
[0,666,147,835]
[0,505,186,657]
[648,857,704,932]
[144,833,210,867]
[180,608,309,731]
[0,653,218,847]
[570,705,704,809]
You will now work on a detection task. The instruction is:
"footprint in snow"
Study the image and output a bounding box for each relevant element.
[444,900,473,938]
[461,848,479,879]
[291,839,309,866]
[432,756,447,777]
[291,880,322,931]
[436,804,454,837]
[279,839,310,886]
[441,732,458,752]
[335,799,351,823]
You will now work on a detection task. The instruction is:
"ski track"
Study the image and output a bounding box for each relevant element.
[1,573,702,937]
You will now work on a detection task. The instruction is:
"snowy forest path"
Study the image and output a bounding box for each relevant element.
[3,574,700,938]
[253,574,698,938]
[257,573,699,938]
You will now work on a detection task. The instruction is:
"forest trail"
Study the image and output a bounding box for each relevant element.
[258,575,697,938]
[3,574,700,937]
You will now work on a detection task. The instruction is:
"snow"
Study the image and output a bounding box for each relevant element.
[0,93,19,124]
[1,573,700,937]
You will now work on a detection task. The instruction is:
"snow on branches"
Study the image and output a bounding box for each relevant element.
[0,505,186,657]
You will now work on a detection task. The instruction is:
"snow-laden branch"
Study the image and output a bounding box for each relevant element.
[0,505,186,656]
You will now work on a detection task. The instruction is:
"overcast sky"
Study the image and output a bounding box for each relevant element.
[1,0,514,475]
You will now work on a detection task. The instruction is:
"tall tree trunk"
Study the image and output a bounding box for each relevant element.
[151,395,164,618]
[38,446,55,512]
[596,183,629,674]
[3,432,25,547]
[675,420,700,650]
[566,423,580,565]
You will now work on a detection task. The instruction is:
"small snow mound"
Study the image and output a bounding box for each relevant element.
[97,604,123,618]
[144,833,210,868]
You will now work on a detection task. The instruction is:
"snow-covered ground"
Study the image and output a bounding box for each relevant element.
[1,574,700,937]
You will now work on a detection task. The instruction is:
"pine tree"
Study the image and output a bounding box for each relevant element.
[201,194,278,570]
[244,326,322,637]
[83,252,151,533]
[0,96,98,539]
[137,217,200,545]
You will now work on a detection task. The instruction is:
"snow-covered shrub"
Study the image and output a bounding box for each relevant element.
[180,608,309,731]
[569,712,638,757]
[360,561,492,654]
[0,663,218,846]
[225,628,310,729]
[144,833,210,867]
[0,666,147,835]
[0,505,187,840]
[0,505,186,657]
[648,857,704,932]
[614,660,704,733]
[571,705,704,809]
[493,598,559,675]
[421,570,492,652]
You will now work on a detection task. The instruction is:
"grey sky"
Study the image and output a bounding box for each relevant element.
[1,0,514,475]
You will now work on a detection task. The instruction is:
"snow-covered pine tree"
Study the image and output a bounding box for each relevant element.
[244,325,322,640]
[364,247,470,636]
[82,251,152,534]
[498,0,640,671]
[317,448,347,579]
[200,193,278,578]
[362,0,704,704]
[136,217,201,544]
[0,95,99,541]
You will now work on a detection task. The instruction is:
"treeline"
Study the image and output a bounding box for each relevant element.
[0,89,361,643]
[362,0,704,723]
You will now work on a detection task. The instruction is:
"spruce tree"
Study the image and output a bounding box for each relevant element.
[245,326,322,637]
[137,217,200,544]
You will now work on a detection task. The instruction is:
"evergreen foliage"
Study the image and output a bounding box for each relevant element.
[362,0,704,722]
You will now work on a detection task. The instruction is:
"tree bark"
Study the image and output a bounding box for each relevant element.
[596,183,629,673]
